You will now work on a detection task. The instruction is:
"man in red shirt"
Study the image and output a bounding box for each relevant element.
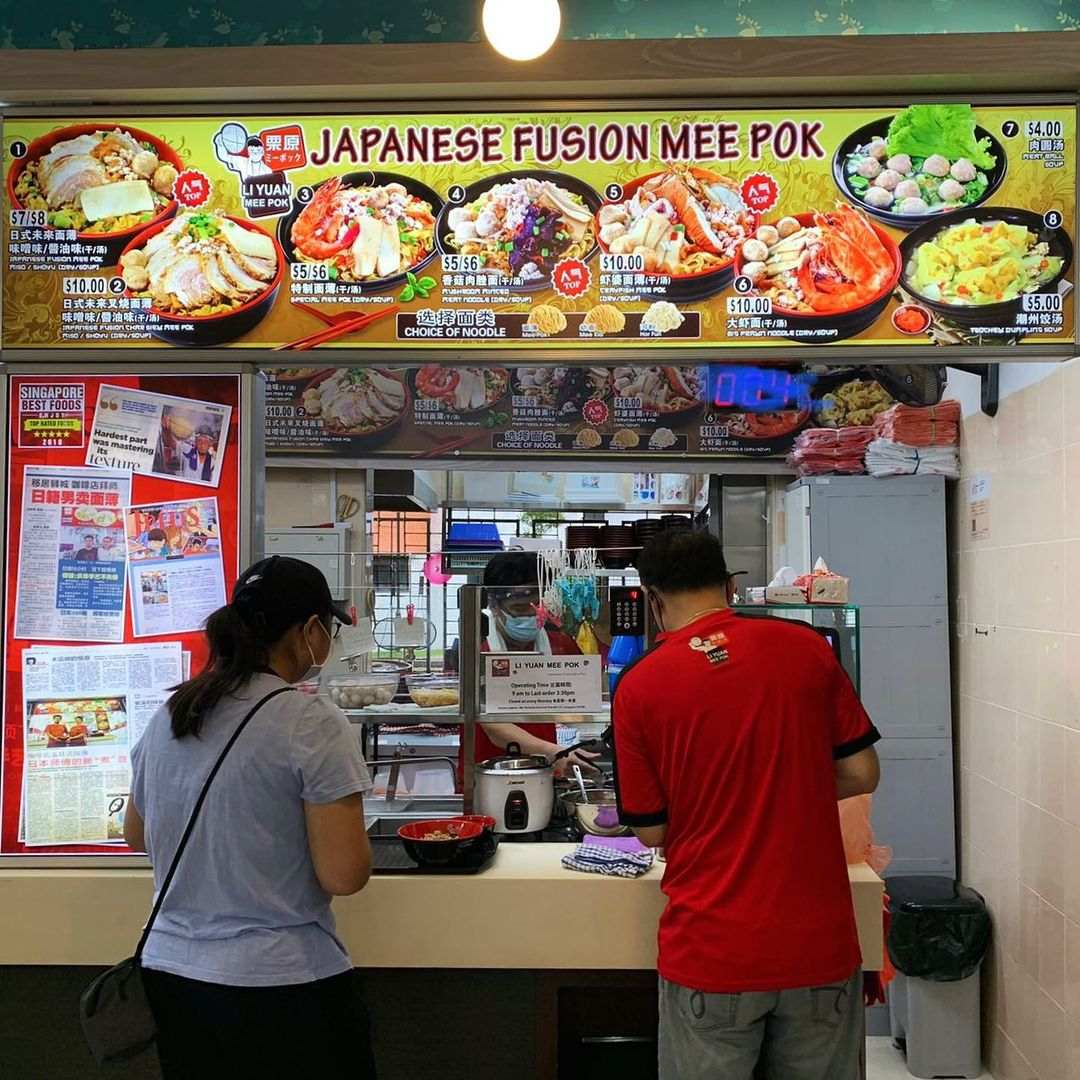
[613,531,880,1080]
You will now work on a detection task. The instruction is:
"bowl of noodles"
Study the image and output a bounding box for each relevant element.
[436,170,602,291]
[119,212,284,347]
[277,171,443,293]
[299,367,411,447]
[596,167,758,302]
[7,122,184,265]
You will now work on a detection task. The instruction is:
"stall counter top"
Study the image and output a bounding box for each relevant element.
[0,847,883,971]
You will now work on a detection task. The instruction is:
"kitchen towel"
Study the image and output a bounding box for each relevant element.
[562,841,654,879]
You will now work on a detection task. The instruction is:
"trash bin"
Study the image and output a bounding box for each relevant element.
[886,876,992,1080]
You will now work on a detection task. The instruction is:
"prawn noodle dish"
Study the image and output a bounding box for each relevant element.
[740,203,898,314]
[289,176,437,283]
[301,369,409,435]
[120,211,278,317]
[415,366,510,413]
[14,127,179,234]
[598,167,755,276]
[444,176,595,283]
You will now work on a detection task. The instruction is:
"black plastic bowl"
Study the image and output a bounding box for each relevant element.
[278,171,444,294]
[435,169,603,292]
[898,206,1074,328]
[832,116,1008,233]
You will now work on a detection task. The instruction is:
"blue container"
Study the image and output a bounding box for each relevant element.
[608,634,645,695]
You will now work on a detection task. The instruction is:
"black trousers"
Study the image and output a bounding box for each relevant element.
[143,967,376,1080]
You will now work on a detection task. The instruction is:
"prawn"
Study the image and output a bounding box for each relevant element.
[291,178,352,260]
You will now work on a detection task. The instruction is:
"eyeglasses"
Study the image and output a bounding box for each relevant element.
[490,588,540,603]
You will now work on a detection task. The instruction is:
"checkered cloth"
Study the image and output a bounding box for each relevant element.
[561,841,654,879]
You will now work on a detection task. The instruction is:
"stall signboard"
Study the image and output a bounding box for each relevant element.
[1,373,242,857]
[264,363,864,459]
[484,654,604,715]
[3,105,1075,352]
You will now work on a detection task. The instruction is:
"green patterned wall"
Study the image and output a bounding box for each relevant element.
[0,0,1076,49]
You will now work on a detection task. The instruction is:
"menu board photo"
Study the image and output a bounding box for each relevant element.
[3,105,1075,352]
[264,363,835,460]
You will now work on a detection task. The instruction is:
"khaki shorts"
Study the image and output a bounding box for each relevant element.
[658,969,864,1080]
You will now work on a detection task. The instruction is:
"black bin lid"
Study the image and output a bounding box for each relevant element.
[885,875,986,915]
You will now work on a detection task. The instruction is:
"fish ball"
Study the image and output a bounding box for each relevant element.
[122,265,150,291]
[898,197,930,215]
[856,157,882,179]
[120,250,146,268]
[938,179,966,202]
[742,261,767,284]
[776,216,802,239]
[863,186,894,209]
[950,158,977,183]
[447,207,471,229]
[867,138,888,161]
[755,224,780,246]
[741,238,770,263]
[151,163,178,196]
[923,154,951,178]
[894,179,922,201]
[874,169,903,192]
[886,154,913,175]
[132,150,159,179]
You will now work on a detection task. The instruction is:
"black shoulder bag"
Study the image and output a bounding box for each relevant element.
[80,686,295,1066]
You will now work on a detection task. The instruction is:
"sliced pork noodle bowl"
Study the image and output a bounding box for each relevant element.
[445,177,594,283]
[301,369,408,435]
[15,128,179,234]
[599,167,755,276]
[121,212,278,317]
[415,366,510,412]
[290,177,436,284]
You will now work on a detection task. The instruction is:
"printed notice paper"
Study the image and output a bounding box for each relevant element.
[484,654,603,715]
[14,466,131,643]
[86,385,231,488]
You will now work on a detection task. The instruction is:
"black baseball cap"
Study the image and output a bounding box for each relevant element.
[232,556,351,638]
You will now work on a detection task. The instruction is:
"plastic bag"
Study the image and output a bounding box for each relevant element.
[839,794,892,875]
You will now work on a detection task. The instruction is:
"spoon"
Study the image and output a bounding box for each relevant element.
[572,765,589,803]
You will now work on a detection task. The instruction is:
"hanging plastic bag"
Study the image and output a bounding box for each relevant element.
[838,794,892,875]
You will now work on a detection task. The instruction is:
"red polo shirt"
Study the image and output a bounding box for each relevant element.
[613,610,879,993]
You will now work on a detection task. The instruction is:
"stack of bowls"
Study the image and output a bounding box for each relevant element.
[660,514,693,532]
[632,519,664,564]
[599,524,636,569]
[566,525,601,552]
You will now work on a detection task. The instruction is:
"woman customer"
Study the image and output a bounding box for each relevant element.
[125,555,376,1079]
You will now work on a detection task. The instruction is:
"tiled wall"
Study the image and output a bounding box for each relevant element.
[952,358,1080,1080]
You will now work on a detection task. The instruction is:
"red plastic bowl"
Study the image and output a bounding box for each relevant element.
[6,122,184,250]
[398,818,484,866]
[120,214,285,346]
[454,814,497,832]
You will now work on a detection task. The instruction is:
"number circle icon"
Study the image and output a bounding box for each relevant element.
[296,186,314,205]
[1044,210,1063,230]
[733,275,753,295]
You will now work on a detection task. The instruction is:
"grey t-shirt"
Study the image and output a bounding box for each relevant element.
[130,673,372,987]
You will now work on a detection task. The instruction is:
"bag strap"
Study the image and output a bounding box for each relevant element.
[134,685,295,961]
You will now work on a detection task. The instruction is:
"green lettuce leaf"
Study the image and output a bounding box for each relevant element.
[886,104,996,170]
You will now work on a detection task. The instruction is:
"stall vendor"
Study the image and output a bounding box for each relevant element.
[67,716,89,747]
[44,715,69,748]
[457,552,601,779]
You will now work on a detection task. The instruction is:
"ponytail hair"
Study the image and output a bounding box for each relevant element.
[167,603,270,738]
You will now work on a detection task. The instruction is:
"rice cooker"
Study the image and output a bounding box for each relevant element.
[473,743,554,834]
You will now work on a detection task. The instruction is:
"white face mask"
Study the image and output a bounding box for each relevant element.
[297,619,331,684]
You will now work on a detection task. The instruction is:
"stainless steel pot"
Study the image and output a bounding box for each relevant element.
[473,742,554,834]
[562,791,630,837]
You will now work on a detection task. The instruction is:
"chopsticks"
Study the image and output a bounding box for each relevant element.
[274,304,400,351]
[418,431,489,459]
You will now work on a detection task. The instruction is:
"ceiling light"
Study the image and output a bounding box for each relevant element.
[482,0,561,62]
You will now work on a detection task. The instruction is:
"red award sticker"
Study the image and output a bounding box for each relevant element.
[174,169,211,208]
[740,173,779,215]
[552,258,591,299]
[582,398,609,426]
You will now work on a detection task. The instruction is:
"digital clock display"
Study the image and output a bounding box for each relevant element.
[706,365,817,413]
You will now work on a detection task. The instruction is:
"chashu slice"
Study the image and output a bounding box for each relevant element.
[219,218,276,262]
[201,252,245,302]
[40,155,107,209]
[230,249,277,282]
[161,254,215,312]
[216,250,266,295]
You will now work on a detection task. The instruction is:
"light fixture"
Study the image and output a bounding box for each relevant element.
[482,0,561,61]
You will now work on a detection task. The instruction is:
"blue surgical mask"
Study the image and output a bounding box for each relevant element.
[502,614,540,644]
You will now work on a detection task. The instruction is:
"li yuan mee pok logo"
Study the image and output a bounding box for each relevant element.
[688,631,730,665]
[212,122,308,218]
